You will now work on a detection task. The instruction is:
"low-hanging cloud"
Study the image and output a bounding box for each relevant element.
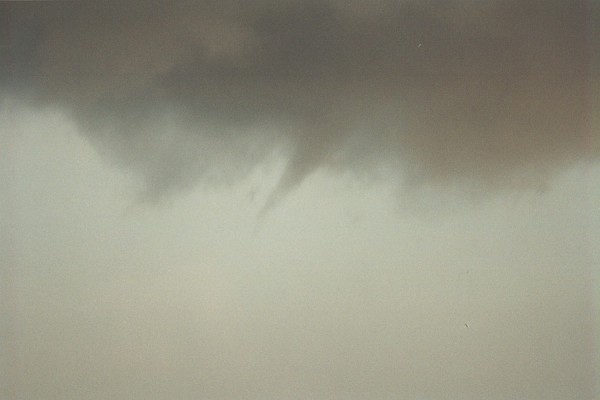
[2,0,598,203]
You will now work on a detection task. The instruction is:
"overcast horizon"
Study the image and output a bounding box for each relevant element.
[1,1,599,399]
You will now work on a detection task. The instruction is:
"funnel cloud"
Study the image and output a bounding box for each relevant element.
[1,3,599,400]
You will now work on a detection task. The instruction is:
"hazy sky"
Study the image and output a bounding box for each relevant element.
[1,1,599,400]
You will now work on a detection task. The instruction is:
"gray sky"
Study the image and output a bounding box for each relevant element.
[1,1,599,400]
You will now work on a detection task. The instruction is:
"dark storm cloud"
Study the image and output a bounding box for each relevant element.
[1,0,598,201]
